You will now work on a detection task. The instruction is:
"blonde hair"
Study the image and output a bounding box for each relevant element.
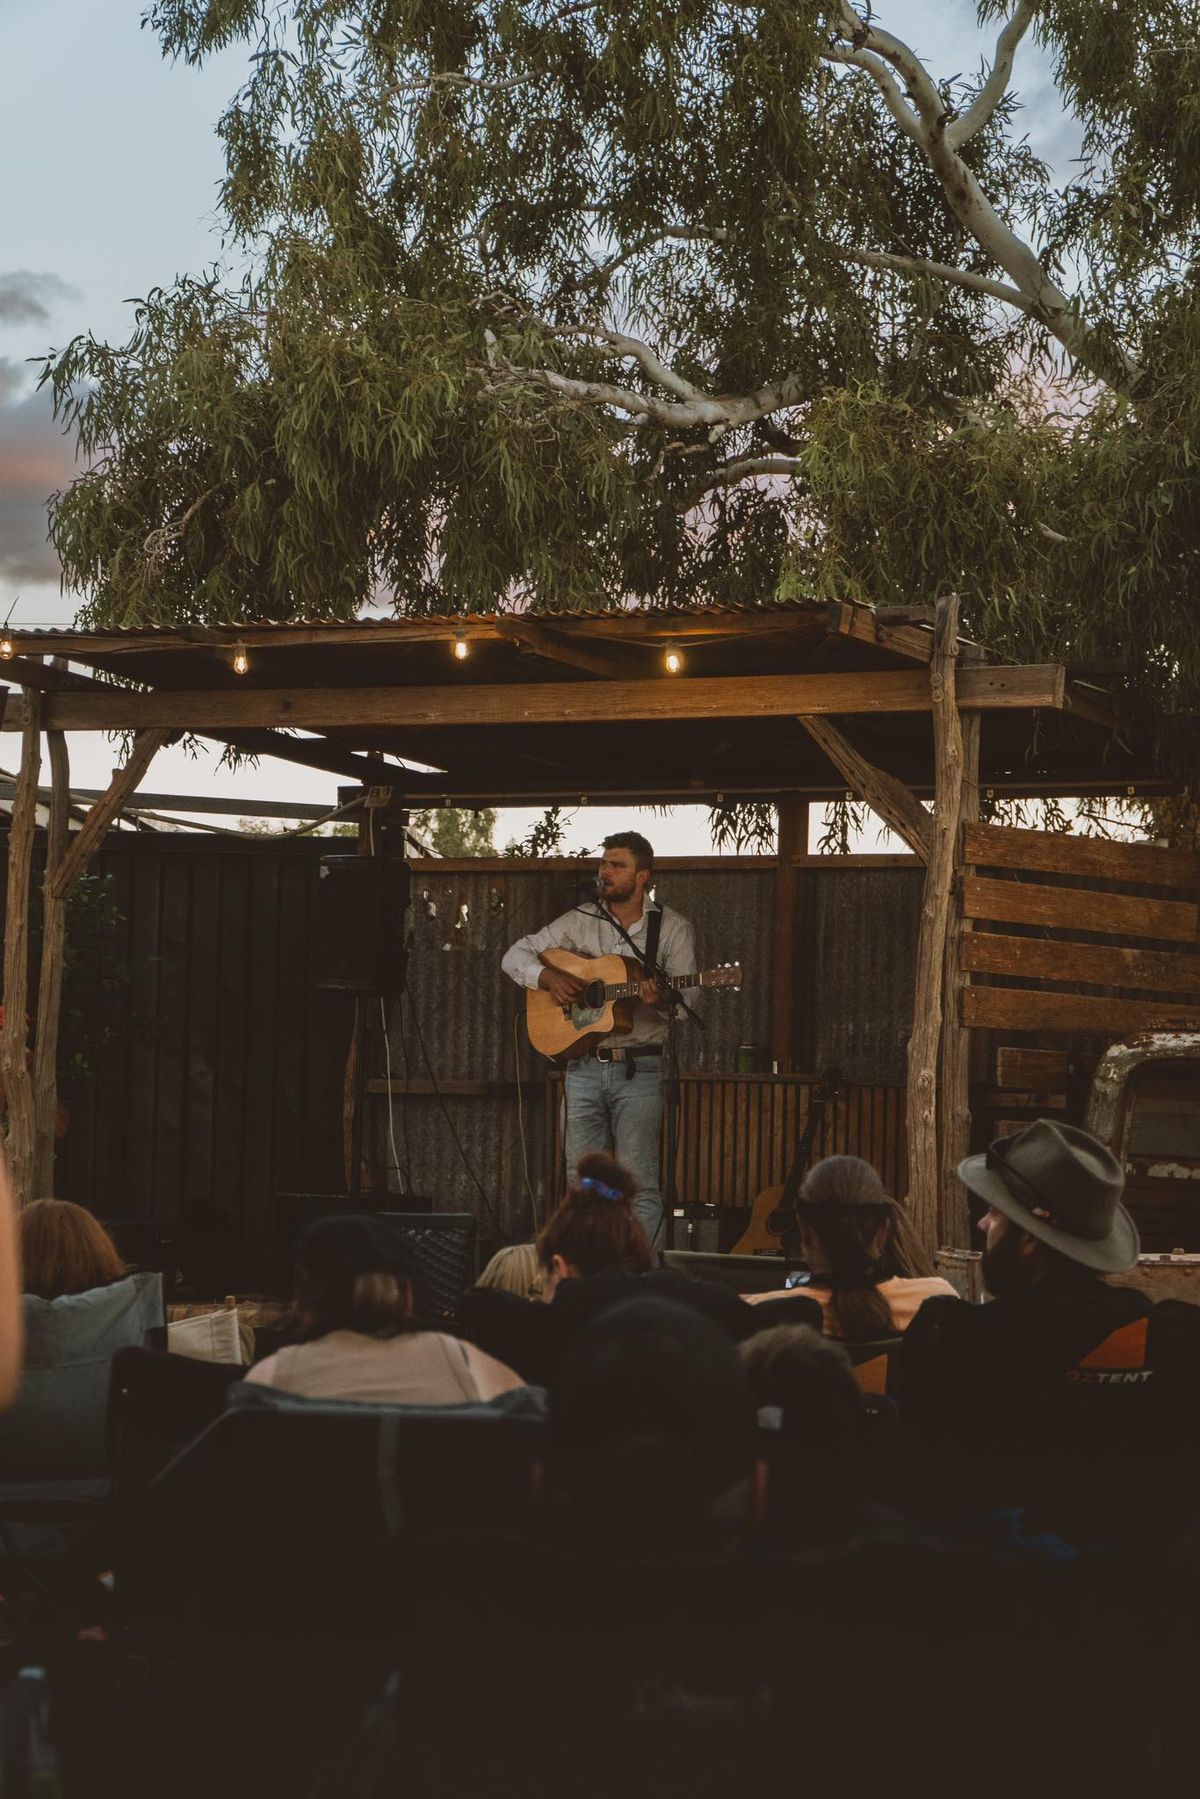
[476,1242,541,1299]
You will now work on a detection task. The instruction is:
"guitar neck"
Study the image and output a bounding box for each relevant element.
[604,970,703,1001]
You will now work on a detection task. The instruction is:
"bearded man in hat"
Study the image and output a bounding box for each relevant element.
[897,1119,1200,1542]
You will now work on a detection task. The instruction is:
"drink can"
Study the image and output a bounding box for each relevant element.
[735,1043,758,1074]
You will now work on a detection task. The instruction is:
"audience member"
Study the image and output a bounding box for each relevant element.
[19,1197,129,1298]
[0,1200,163,1497]
[739,1323,902,1549]
[743,1155,954,1338]
[537,1150,654,1298]
[0,1147,21,1407]
[545,1296,764,1562]
[475,1240,541,1298]
[244,1213,523,1404]
[900,1118,1200,1543]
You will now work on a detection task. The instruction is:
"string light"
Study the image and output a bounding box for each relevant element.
[232,642,250,676]
[453,635,469,661]
[663,645,684,675]
[0,638,14,661]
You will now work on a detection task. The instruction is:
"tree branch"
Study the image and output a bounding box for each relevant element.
[551,323,707,401]
[486,325,812,435]
[701,455,805,493]
[836,246,1035,314]
[822,47,923,143]
[822,4,1142,393]
[947,2,1038,150]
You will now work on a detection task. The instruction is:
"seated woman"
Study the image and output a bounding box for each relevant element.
[0,1199,163,1499]
[462,1154,763,1383]
[475,1241,542,1300]
[244,1213,523,1404]
[742,1156,955,1341]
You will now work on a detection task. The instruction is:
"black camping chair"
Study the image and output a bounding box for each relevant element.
[106,1347,245,1500]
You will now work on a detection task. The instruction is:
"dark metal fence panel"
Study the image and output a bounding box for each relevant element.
[35,834,352,1290]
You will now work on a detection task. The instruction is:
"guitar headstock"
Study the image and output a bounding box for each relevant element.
[700,963,743,991]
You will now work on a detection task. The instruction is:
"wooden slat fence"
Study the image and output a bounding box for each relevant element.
[961,823,1200,1038]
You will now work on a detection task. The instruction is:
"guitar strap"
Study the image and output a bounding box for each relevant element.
[642,903,663,980]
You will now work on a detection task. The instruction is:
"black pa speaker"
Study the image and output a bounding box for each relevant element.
[313,854,410,995]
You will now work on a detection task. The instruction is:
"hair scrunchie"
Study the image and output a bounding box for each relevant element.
[578,1176,624,1203]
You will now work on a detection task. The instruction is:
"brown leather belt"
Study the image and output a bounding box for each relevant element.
[593,1044,663,1064]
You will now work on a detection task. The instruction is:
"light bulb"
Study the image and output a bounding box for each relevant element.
[232,643,249,675]
[663,646,683,675]
[453,635,469,661]
[0,638,14,660]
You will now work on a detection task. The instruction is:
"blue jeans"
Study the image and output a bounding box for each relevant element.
[564,1057,664,1247]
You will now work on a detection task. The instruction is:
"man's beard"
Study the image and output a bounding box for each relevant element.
[981,1226,1033,1298]
[600,876,637,904]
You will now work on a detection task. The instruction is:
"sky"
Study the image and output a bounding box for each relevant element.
[0,0,1081,853]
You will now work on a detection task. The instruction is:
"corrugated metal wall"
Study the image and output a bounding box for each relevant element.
[1,834,922,1270]
[373,862,780,1241]
[801,863,925,1085]
[370,858,918,1242]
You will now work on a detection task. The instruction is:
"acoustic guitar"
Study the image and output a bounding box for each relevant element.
[526,948,743,1064]
[731,1067,844,1255]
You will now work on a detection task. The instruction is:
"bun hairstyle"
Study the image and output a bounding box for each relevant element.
[537,1152,653,1280]
[797,1154,933,1342]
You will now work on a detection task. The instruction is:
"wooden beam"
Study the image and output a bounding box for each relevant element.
[216,727,417,786]
[963,874,1198,943]
[49,731,168,902]
[906,596,962,1251]
[963,987,1200,1035]
[797,716,932,860]
[0,651,426,787]
[1,685,41,1202]
[962,932,1200,995]
[995,1047,1097,1092]
[1,663,1070,734]
[492,617,642,679]
[964,822,1199,890]
[834,602,936,664]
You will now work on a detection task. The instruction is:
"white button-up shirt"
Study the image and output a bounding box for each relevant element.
[502,901,697,1048]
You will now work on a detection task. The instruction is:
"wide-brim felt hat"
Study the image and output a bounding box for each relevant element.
[958,1118,1139,1274]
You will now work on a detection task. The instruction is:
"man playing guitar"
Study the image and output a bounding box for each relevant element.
[502,832,696,1247]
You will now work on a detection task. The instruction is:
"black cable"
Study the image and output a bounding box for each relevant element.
[395,988,415,1196]
[404,981,511,1243]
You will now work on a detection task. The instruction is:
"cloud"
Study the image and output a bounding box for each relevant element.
[0,360,77,583]
[0,271,78,327]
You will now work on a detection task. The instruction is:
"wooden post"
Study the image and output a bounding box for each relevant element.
[32,698,70,1198]
[904,596,963,1250]
[938,664,982,1247]
[1,685,42,1203]
[49,729,167,903]
[770,800,808,1072]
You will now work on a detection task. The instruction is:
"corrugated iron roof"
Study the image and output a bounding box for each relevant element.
[5,595,883,640]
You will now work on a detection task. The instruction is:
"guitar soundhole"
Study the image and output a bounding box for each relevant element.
[582,979,606,1008]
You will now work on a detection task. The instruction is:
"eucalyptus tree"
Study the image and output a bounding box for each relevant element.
[42,1,1200,775]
